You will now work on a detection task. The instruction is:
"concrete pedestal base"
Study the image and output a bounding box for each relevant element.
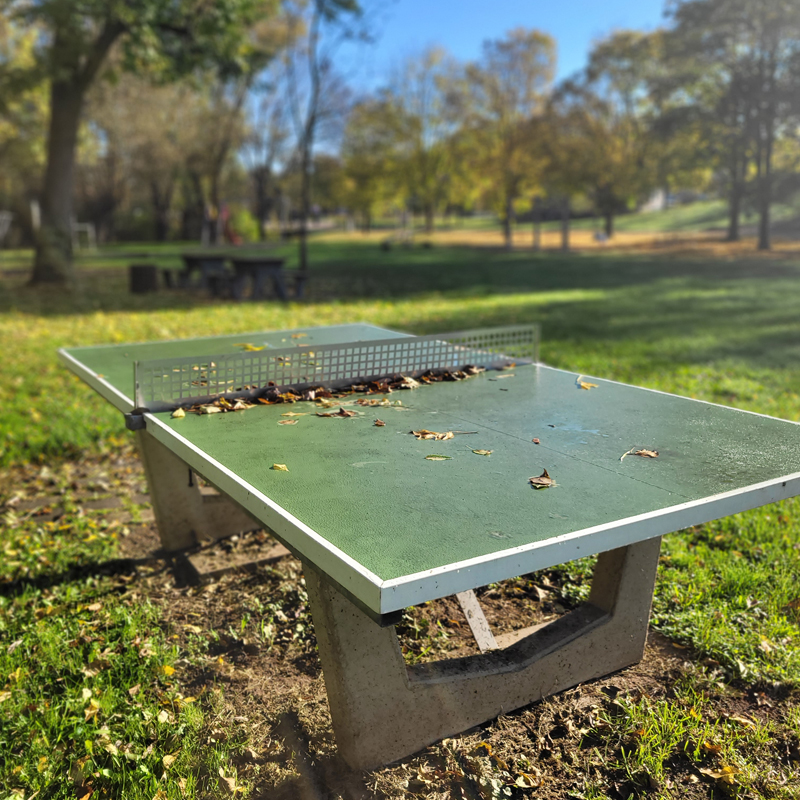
[136,430,259,551]
[305,536,662,770]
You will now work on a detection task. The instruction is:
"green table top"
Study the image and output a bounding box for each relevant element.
[60,325,800,616]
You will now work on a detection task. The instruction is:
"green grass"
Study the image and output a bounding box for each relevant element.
[2,238,800,794]
[0,481,246,798]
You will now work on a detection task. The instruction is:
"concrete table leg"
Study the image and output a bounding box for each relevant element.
[304,535,662,770]
[136,430,260,551]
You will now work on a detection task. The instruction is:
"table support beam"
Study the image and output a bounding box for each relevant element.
[305,535,662,770]
[136,430,260,551]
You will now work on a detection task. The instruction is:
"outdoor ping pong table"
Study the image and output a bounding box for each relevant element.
[59,322,800,769]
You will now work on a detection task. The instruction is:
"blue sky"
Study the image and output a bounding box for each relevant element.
[346,0,669,90]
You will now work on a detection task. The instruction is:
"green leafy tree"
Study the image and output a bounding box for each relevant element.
[462,28,555,249]
[384,47,461,232]
[341,97,402,229]
[0,19,48,237]
[1,0,268,283]
[665,0,800,248]
[547,31,661,238]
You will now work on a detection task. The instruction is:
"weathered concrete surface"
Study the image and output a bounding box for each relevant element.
[305,536,662,770]
[136,430,259,551]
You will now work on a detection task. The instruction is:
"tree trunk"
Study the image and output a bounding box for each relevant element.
[561,198,570,252]
[152,180,174,243]
[31,81,85,284]
[503,194,514,250]
[298,130,312,273]
[757,55,776,252]
[424,205,434,234]
[726,148,744,242]
[604,212,614,238]
[757,142,772,251]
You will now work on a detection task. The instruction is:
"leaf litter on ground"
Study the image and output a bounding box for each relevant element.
[425,455,452,461]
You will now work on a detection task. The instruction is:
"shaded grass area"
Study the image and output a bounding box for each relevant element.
[2,240,800,797]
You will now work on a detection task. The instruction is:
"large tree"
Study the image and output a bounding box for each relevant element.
[341,97,402,230]
[665,0,800,249]
[1,0,266,284]
[384,47,461,233]
[283,0,362,274]
[462,28,555,249]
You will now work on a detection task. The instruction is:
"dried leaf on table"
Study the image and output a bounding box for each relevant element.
[532,438,540,444]
[200,405,221,415]
[291,333,308,338]
[316,407,356,418]
[490,373,515,380]
[278,420,298,425]
[171,408,186,419]
[271,464,289,472]
[472,449,493,456]
[425,455,452,461]
[280,411,308,417]
[235,343,265,351]
[621,448,659,461]
[529,468,554,489]
[576,375,598,390]
[411,429,454,441]
[374,419,386,427]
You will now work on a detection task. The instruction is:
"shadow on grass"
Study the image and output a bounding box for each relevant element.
[3,245,799,317]
[0,555,169,599]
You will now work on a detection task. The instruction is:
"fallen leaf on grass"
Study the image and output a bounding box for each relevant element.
[162,753,179,769]
[374,419,385,426]
[278,419,298,425]
[317,407,356,418]
[0,690,11,703]
[162,664,175,676]
[425,455,452,461]
[699,765,739,785]
[411,429,454,441]
[727,714,756,728]
[85,698,101,721]
[472,449,493,456]
[271,464,289,472]
[184,624,203,634]
[171,408,186,419]
[219,767,238,794]
[529,468,555,489]
[157,709,171,724]
[576,375,598,390]
[702,740,723,754]
[128,684,140,697]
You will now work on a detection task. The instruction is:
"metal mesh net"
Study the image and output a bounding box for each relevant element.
[134,324,539,412]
